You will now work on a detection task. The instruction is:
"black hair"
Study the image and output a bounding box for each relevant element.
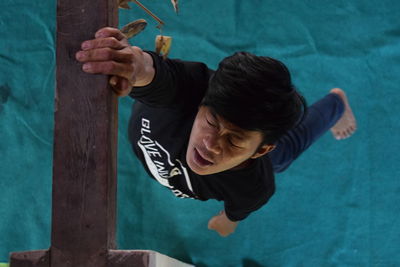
[201,52,307,145]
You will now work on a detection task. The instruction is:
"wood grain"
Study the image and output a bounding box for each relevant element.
[51,0,119,266]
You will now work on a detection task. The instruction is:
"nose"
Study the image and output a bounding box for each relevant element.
[203,135,222,154]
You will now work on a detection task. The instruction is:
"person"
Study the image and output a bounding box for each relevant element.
[75,27,357,237]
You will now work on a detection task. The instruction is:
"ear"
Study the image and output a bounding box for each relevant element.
[250,144,276,159]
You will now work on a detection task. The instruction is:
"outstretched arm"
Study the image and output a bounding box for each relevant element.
[208,210,239,237]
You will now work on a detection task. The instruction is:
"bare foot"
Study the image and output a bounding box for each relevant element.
[330,88,357,140]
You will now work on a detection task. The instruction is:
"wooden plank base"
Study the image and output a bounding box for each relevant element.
[108,250,194,267]
[10,249,194,267]
[10,250,49,267]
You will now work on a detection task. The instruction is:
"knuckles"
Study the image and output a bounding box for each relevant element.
[131,46,143,54]
[129,52,137,62]
[102,61,117,73]
[85,48,114,61]
[104,37,119,47]
[99,48,113,59]
[78,29,137,79]
[126,65,134,75]
[95,27,115,38]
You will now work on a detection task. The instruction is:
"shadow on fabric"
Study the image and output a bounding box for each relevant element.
[243,258,270,267]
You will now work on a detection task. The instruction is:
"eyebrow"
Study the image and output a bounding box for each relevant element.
[209,109,246,139]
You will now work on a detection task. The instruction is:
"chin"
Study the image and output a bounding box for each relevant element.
[187,158,211,175]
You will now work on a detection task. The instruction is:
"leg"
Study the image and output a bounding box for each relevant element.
[269,89,355,173]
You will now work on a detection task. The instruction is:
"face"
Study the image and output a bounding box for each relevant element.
[186,106,274,175]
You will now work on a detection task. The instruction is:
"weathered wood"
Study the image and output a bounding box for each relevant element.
[9,250,49,267]
[108,250,149,267]
[51,0,119,266]
[108,250,195,267]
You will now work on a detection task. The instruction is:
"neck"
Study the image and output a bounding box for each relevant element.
[231,159,254,170]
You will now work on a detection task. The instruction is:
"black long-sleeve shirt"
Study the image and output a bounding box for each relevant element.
[128,52,275,221]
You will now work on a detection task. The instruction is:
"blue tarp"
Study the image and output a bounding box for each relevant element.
[1,0,399,266]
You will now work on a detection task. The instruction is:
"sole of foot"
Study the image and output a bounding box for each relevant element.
[330,88,357,140]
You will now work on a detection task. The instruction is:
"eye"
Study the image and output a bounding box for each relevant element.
[228,135,243,149]
[206,117,217,128]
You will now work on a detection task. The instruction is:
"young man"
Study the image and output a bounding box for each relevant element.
[76,28,357,237]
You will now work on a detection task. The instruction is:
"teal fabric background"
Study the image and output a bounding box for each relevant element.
[1,0,399,266]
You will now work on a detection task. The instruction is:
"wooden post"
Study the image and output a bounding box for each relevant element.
[50,0,119,263]
[9,0,193,266]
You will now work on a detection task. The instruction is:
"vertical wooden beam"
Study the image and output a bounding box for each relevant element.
[51,0,119,266]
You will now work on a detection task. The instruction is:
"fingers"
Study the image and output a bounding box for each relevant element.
[76,47,133,63]
[78,27,128,53]
[82,60,134,81]
[75,27,136,98]
[81,36,127,51]
[95,27,127,41]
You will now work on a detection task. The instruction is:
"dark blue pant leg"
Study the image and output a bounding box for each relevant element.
[269,93,345,173]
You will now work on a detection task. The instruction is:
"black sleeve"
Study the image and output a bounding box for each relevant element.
[221,168,276,222]
[224,184,275,222]
[129,51,214,109]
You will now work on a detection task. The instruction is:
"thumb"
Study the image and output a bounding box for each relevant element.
[109,76,132,97]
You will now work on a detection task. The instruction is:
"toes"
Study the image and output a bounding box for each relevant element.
[332,128,356,140]
[333,131,341,140]
[348,126,357,136]
[336,128,356,140]
[349,125,357,132]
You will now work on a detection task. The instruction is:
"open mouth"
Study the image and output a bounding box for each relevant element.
[193,147,213,167]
